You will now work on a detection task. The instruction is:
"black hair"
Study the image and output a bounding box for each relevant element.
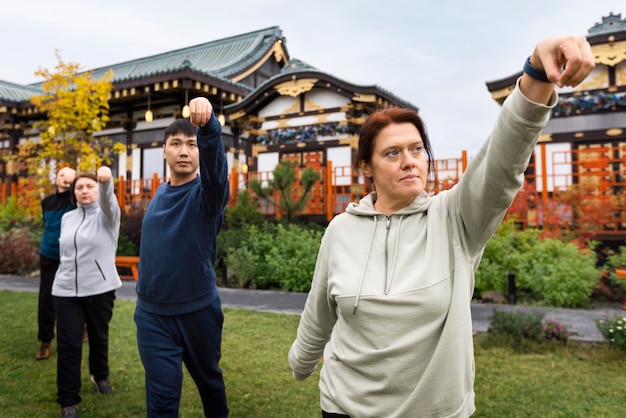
[164,118,196,142]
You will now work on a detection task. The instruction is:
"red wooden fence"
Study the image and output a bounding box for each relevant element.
[3,146,626,240]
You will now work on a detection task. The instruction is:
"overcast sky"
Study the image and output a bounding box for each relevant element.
[1,0,624,157]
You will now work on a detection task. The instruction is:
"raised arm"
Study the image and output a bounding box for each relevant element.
[187,96,229,217]
[452,36,595,256]
[96,166,121,232]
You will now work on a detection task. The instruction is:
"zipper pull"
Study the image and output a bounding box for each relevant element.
[385,215,391,230]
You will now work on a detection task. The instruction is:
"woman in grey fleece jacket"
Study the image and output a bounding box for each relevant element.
[52,166,122,418]
[288,36,595,418]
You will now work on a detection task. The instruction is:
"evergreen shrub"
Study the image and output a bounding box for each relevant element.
[604,245,626,292]
[218,222,322,291]
[476,221,601,308]
[118,210,144,256]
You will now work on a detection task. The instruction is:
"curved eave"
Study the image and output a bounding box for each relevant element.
[0,80,42,117]
[485,71,521,104]
[485,28,626,104]
[0,80,42,103]
[587,29,626,46]
[109,68,253,97]
[27,26,286,96]
[228,39,289,82]
[28,66,253,98]
[226,70,418,115]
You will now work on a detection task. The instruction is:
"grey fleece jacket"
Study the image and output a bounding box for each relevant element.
[52,178,122,297]
[288,80,556,418]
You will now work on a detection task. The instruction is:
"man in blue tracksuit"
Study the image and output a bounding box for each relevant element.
[134,96,229,417]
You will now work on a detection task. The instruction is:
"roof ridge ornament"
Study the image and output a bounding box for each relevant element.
[274,78,318,97]
[588,13,626,36]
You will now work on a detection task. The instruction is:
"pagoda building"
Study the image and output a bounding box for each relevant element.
[486,13,626,240]
[0,26,416,195]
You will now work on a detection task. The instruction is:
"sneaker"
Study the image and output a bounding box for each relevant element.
[90,376,112,394]
[60,405,78,418]
[36,342,51,360]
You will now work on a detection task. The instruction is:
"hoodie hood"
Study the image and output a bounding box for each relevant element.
[346,191,433,216]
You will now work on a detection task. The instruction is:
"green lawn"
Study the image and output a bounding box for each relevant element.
[1,290,624,417]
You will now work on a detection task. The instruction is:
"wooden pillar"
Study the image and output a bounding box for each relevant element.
[461,150,468,173]
[326,160,333,222]
[230,166,238,205]
[151,173,159,197]
[118,176,126,209]
[540,143,548,201]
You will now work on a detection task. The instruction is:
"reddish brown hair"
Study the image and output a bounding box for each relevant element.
[354,107,435,190]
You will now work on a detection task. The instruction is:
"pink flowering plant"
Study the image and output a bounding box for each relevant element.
[542,318,573,344]
[596,315,626,351]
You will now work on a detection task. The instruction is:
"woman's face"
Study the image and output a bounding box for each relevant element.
[74,177,98,206]
[361,122,428,213]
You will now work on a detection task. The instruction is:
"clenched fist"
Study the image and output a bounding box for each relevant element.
[188,97,214,127]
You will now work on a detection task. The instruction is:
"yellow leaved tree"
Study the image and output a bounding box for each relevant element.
[16,50,125,196]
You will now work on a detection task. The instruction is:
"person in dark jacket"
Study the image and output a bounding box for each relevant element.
[134,97,229,417]
[53,167,122,418]
[36,166,76,361]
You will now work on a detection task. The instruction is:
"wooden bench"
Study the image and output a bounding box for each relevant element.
[116,255,139,281]
[613,269,626,309]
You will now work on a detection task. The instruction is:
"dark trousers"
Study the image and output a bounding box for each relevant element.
[55,291,116,407]
[322,412,350,418]
[38,255,59,343]
[135,300,228,418]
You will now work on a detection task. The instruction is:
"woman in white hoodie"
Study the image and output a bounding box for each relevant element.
[52,166,122,418]
[288,36,595,418]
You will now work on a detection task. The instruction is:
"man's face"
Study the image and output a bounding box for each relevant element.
[163,133,199,185]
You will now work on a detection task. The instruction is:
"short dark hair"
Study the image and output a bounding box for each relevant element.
[354,107,435,190]
[164,118,196,142]
[69,173,98,205]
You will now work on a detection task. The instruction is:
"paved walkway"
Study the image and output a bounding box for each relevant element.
[1,275,623,342]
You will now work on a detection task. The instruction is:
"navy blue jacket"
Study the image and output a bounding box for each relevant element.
[136,113,229,315]
[40,190,75,260]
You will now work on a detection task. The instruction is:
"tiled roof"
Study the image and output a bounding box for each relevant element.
[59,26,286,88]
[229,57,418,111]
[280,59,417,109]
[588,13,626,36]
[278,58,319,74]
[0,79,42,104]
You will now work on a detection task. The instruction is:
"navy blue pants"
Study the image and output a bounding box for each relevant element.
[55,291,115,407]
[135,300,228,418]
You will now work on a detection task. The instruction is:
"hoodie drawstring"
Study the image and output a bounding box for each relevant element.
[353,216,378,314]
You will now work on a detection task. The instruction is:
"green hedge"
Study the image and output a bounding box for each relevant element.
[218,222,322,292]
[475,221,601,308]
